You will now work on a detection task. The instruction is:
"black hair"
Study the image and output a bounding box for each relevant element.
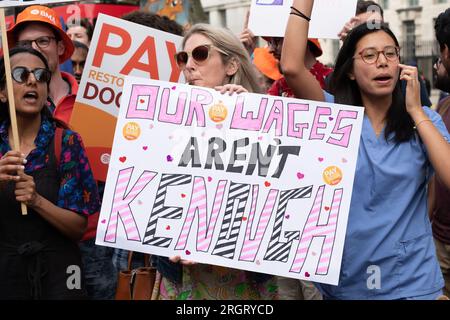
[329,23,414,143]
[121,10,184,36]
[435,8,450,52]
[67,18,94,42]
[356,0,384,18]
[0,47,67,129]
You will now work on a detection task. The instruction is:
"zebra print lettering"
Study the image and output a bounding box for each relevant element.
[212,182,251,259]
[142,174,192,247]
[264,186,313,262]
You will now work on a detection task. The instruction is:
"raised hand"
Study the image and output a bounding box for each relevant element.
[239,11,257,55]
[399,64,422,115]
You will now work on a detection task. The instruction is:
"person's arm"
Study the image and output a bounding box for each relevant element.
[240,11,257,56]
[400,64,450,189]
[281,0,324,102]
[16,175,87,241]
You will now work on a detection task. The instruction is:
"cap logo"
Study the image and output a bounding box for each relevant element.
[30,9,40,15]
[39,11,56,24]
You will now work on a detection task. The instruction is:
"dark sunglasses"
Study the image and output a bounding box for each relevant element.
[175,44,228,68]
[12,67,51,84]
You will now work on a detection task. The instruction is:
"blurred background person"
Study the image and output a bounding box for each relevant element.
[71,41,88,84]
[66,18,93,47]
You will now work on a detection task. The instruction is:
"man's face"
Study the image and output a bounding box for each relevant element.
[16,23,65,74]
[71,47,87,83]
[67,26,90,46]
[434,57,450,92]
[266,37,284,61]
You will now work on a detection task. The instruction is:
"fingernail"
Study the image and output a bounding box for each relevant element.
[22,159,27,164]
[18,165,24,170]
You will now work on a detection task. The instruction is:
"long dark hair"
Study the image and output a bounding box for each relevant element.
[0,46,67,129]
[329,23,415,142]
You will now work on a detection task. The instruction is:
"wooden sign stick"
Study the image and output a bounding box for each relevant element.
[0,8,28,215]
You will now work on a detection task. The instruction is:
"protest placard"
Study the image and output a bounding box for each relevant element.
[248,0,358,39]
[96,77,364,285]
[69,13,184,181]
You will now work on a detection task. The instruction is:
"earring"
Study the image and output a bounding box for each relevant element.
[0,97,6,103]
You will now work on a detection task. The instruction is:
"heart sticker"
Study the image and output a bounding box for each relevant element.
[297,172,305,180]
[119,156,127,163]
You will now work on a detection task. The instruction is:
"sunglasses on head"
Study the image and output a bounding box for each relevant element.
[11,67,51,84]
[175,44,228,68]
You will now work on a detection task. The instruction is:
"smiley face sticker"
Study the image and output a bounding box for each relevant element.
[209,101,228,123]
[323,166,343,186]
[123,122,141,141]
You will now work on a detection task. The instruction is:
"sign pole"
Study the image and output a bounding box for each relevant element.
[0,8,28,215]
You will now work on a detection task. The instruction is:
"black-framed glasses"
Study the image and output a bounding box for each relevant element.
[175,44,228,69]
[355,46,400,64]
[16,36,56,49]
[12,67,51,84]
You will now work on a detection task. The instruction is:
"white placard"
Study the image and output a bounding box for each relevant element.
[249,0,358,39]
[96,76,365,285]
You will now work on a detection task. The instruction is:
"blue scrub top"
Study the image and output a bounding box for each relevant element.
[317,94,449,299]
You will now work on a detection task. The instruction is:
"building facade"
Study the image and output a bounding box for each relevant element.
[200,0,251,35]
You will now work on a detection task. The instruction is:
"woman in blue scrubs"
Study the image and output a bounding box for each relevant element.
[281,0,450,299]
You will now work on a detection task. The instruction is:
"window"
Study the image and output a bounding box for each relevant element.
[403,20,416,61]
[380,0,389,9]
[219,9,227,28]
[408,0,419,6]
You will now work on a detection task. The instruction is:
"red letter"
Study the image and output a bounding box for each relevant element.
[166,41,182,82]
[121,36,159,78]
[92,24,131,68]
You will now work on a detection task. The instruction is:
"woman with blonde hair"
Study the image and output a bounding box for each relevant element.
[152,23,277,300]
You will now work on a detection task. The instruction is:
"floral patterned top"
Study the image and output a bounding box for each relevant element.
[0,115,100,216]
[159,265,279,300]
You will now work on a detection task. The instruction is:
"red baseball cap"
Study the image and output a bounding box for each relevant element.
[7,5,74,63]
